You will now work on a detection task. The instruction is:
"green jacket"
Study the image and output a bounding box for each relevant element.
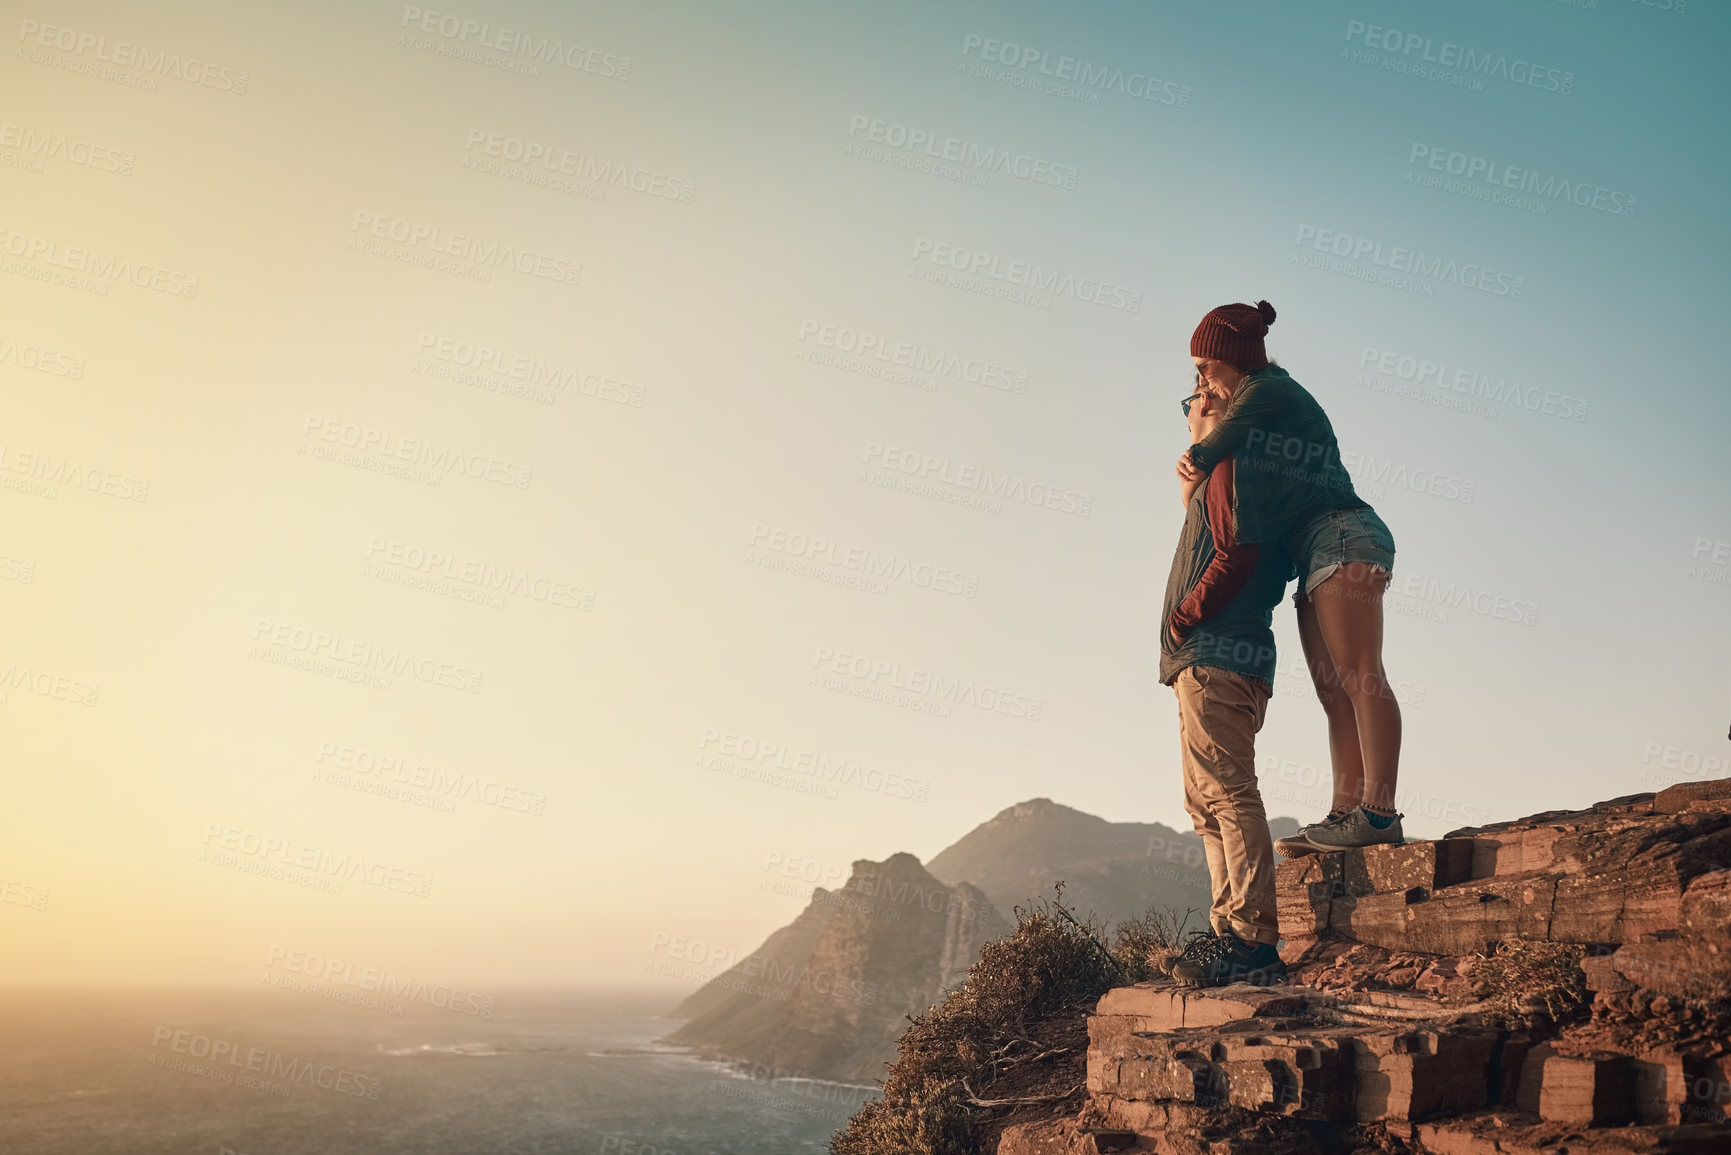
[1187,364,1366,546]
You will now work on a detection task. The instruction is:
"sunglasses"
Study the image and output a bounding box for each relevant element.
[1181,392,1204,417]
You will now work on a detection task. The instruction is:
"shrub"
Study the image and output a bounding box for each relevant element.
[829,883,1187,1155]
[1472,939,1589,1028]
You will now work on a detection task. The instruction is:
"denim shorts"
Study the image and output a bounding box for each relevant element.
[1288,505,1396,599]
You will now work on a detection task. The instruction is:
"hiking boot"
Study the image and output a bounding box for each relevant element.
[1275,809,1348,858]
[1298,806,1405,851]
[1170,928,1222,970]
[1171,932,1287,988]
[1152,928,1214,977]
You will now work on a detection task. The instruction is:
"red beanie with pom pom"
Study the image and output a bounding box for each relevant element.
[1191,300,1276,369]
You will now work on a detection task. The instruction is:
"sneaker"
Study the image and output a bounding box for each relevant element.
[1171,933,1287,988]
[1274,809,1347,858]
[1297,806,1405,851]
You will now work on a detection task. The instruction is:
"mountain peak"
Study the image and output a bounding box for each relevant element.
[926,798,1215,931]
[865,850,928,876]
[998,797,1080,820]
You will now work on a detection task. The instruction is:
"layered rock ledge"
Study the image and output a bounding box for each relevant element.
[997,780,1731,1153]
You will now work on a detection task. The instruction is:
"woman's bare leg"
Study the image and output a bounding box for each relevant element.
[1294,591,1364,816]
[1308,563,1401,811]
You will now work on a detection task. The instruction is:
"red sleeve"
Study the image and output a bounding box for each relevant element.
[1170,456,1261,638]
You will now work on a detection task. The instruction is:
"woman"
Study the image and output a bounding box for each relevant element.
[1175,300,1403,852]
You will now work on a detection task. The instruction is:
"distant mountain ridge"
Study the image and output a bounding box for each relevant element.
[659,798,1300,1085]
[662,852,1010,1083]
[930,797,1217,928]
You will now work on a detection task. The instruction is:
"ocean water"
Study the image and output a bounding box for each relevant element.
[0,989,879,1155]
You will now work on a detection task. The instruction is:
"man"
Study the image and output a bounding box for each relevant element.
[1159,381,1293,987]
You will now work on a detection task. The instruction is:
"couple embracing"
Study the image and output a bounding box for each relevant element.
[1157,300,1403,988]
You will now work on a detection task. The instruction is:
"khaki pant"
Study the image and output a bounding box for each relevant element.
[1174,665,1278,945]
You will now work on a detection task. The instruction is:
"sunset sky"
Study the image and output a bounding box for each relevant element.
[3,0,1727,993]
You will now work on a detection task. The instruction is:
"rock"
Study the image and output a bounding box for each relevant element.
[1546,818,1731,943]
[1351,1028,1501,1122]
[1331,873,1555,955]
[1308,839,1475,893]
[1086,1019,1355,1123]
[1275,857,1330,950]
[1219,1057,1290,1111]
[1080,1096,1174,1135]
[1551,862,1683,943]
[1626,1051,1698,1125]
[1514,1042,1636,1125]
[1341,839,1475,893]
[1413,959,1461,995]
[1613,939,1731,1003]
[1093,981,1310,1031]
[1679,869,1731,935]
[1414,1114,1731,1153]
[996,1117,1147,1154]
[1466,826,1568,879]
[1491,1033,1532,1108]
[1654,778,1731,813]
[1580,952,1635,994]
[1092,1049,1215,1105]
